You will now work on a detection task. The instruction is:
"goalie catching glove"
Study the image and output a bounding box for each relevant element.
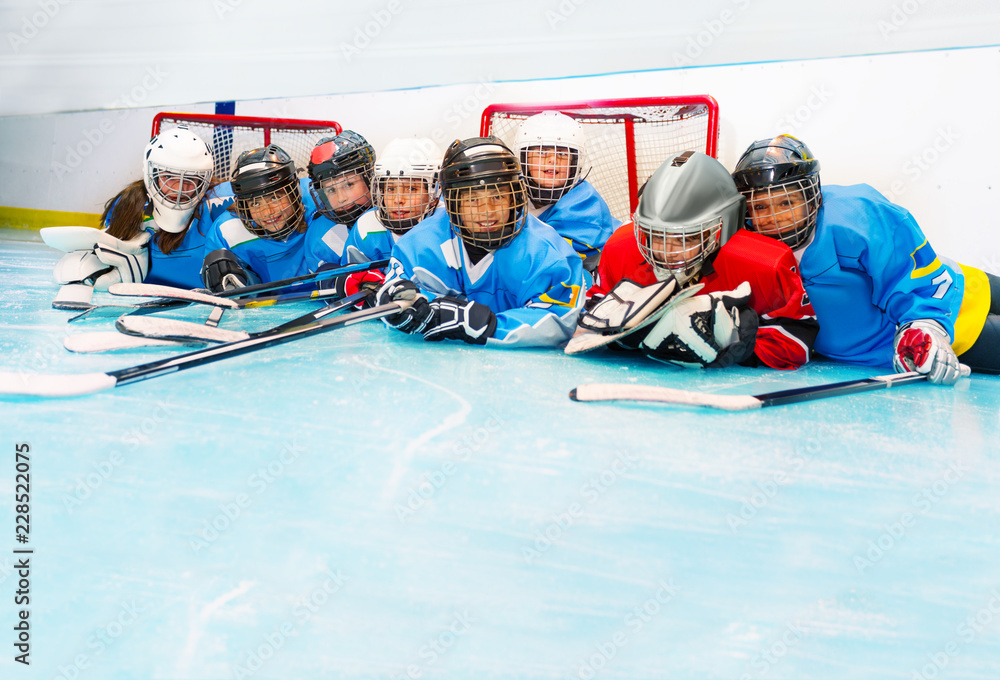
[892,319,965,385]
[640,281,758,368]
[53,231,151,291]
[422,296,496,345]
[579,277,678,335]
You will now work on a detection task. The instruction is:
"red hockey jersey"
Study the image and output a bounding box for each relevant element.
[595,224,817,369]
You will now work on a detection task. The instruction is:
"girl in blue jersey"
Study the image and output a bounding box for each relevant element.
[52,126,232,290]
[732,134,999,382]
[375,136,586,347]
[202,145,315,290]
[342,137,443,265]
[514,111,620,271]
[303,131,376,271]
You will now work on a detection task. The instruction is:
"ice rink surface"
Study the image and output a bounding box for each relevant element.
[1,229,999,679]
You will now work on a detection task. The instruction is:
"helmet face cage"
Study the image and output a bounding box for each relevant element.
[373,176,438,234]
[235,178,304,241]
[142,125,214,234]
[309,167,373,224]
[740,175,821,249]
[733,135,822,249]
[519,144,581,206]
[148,164,212,209]
[635,216,724,285]
[514,111,589,207]
[445,179,527,251]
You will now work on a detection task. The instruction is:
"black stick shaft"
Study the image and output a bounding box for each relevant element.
[125,259,389,316]
[108,300,398,388]
[757,372,927,407]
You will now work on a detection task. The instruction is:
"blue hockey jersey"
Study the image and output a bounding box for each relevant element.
[203,178,316,283]
[104,181,234,289]
[534,180,620,259]
[303,209,352,271]
[799,184,964,367]
[384,210,587,347]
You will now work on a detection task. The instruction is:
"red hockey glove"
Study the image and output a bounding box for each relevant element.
[892,320,965,385]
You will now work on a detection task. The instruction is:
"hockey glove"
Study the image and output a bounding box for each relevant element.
[53,249,112,286]
[422,296,497,345]
[640,281,758,368]
[375,279,435,334]
[202,248,256,293]
[893,319,964,385]
[318,265,385,307]
[579,278,678,334]
[91,231,151,290]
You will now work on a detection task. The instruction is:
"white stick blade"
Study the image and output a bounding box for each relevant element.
[117,316,249,343]
[64,332,197,353]
[0,371,117,397]
[570,383,763,411]
[109,283,239,308]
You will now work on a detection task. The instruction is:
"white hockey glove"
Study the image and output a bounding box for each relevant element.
[892,319,966,385]
[53,249,111,286]
[91,231,151,290]
[640,281,759,368]
[423,296,497,345]
[53,231,151,291]
[579,278,678,334]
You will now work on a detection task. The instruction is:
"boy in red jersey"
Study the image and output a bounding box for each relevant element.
[591,151,817,369]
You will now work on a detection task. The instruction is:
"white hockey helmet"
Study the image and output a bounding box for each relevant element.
[142,125,214,234]
[514,111,590,206]
[634,151,745,286]
[372,137,443,234]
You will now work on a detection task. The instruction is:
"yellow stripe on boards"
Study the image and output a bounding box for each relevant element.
[0,206,101,230]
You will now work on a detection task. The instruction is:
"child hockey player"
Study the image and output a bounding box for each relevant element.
[303,130,376,271]
[592,150,817,369]
[201,145,314,290]
[51,126,232,290]
[375,136,586,347]
[342,137,443,265]
[514,111,619,271]
[732,134,998,382]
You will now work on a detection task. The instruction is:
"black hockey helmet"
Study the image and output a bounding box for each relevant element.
[231,145,297,197]
[440,136,527,250]
[732,135,822,249]
[307,130,375,224]
[307,130,376,184]
[231,145,304,240]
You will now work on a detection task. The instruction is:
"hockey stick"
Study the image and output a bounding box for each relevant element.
[115,289,371,343]
[569,371,954,411]
[65,290,370,352]
[68,285,348,322]
[0,293,400,398]
[64,259,389,320]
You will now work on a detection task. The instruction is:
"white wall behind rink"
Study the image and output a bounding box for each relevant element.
[1,46,997,273]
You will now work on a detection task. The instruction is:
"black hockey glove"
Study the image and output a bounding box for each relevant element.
[375,279,435,334]
[422,296,497,345]
[202,248,255,293]
[640,282,758,368]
